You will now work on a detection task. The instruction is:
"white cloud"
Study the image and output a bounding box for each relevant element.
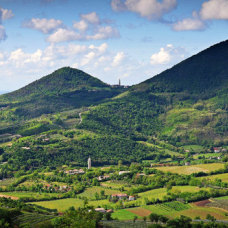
[112,52,125,66]
[23,18,63,34]
[0,8,14,21]
[44,12,119,43]
[172,11,206,31]
[150,44,187,65]
[73,20,88,31]
[81,12,100,24]
[150,47,171,65]
[86,26,119,40]
[47,28,81,43]
[200,0,228,20]
[111,0,177,19]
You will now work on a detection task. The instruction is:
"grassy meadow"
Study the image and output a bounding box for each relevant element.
[154,163,224,175]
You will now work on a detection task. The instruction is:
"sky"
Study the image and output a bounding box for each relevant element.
[0,0,228,91]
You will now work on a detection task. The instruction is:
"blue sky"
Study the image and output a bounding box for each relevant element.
[0,0,228,91]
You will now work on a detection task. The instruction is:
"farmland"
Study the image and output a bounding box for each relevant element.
[112,201,228,221]
[199,173,228,183]
[154,163,225,175]
[32,198,112,212]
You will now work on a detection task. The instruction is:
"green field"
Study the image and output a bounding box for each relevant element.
[138,186,209,202]
[193,153,222,159]
[0,178,15,187]
[199,173,228,183]
[101,181,131,191]
[155,163,224,175]
[13,212,56,227]
[182,145,205,153]
[78,186,122,199]
[0,191,63,200]
[31,198,112,212]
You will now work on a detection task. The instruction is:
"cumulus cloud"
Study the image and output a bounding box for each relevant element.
[81,12,100,24]
[112,52,125,66]
[73,20,88,31]
[47,12,119,43]
[0,7,14,21]
[0,7,13,42]
[150,44,187,65]
[111,0,177,20]
[86,26,119,40]
[47,28,81,43]
[200,0,228,20]
[23,18,63,34]
[172,11,206,31]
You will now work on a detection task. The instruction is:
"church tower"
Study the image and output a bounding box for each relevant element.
[88,157,91,169]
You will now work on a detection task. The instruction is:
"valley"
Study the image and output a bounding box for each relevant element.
[0,40,228,227]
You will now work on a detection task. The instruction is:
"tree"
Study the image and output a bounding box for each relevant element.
[149,213,160,223]
[133,216,138,223]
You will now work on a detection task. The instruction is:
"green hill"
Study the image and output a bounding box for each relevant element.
[0,40,228,169]
[80,40,228,147]
[0,67,125,120]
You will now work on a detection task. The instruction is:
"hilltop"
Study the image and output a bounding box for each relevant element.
[0,67,126,120]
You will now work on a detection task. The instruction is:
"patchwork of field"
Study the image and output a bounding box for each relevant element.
[198,173,228,183]
[112,201,228,221]
[154,163,224,175]
[0,178,15,187]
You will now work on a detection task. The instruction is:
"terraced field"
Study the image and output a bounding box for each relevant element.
[14,212,56,227]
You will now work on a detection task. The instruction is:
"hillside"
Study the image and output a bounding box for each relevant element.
[80,40,228,147]
[0,40,227,169]
[133,40,228,96]
[0,67,125,120]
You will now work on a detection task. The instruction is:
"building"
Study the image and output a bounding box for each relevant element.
[111,194,128,200]
[129,196,135,201]
[95,208,106,213]
[88,157,91,169]
[214,147,221,153]
[118,171,130,175]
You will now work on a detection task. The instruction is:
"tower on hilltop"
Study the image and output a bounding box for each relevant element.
[88,157,91,169]
[119,79,121,86]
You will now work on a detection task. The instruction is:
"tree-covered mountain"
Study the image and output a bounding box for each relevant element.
[0,67,126,120]
[133,40,228,96]
[80,40,228,147]
[0,40,228,169]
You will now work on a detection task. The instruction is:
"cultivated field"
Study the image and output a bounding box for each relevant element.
[78,186,122,199]
[154,163,224,175]
[199,173,228,183]
[112,201,228,221]
[32,198,112,212]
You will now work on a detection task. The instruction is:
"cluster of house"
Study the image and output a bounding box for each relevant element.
[64,169,85,175]
[111,193,135,201]
[44,184,70,192]
[213,147,227,153]
[94,208,113,213]
[97,175,110,181]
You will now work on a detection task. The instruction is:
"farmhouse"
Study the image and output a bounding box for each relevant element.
[119,171,130,175]
[111,193,128,200]
[213,147,222,153]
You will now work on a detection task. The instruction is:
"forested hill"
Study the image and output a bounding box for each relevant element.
[1,67,114,101]
[133,40,228,96]
[80,40,228,147]
[0,67,126,119]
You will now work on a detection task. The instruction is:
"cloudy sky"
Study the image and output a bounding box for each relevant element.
[0,0,228,91]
